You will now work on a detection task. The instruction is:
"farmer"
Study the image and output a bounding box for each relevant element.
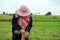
[12,5,32,40]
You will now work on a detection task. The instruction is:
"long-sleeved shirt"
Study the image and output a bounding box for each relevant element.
[12,14,32,34]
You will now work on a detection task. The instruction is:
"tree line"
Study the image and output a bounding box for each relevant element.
[3,11,52,15]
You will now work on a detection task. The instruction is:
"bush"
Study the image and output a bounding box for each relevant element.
[53,16,56,19]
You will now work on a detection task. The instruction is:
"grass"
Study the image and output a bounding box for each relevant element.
[0,21,12,40]
[30,22,60,40]
[0,21,60,40]
[0,15,60,22]
[0,14,12,21]
[32,15,60,22]
[0,14,60,40]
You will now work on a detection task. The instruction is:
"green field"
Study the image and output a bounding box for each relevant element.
[0,14,60,22]
[0,15,60,40]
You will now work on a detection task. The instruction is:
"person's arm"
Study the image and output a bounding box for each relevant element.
[25,16,33,33]
[12,14,20,34]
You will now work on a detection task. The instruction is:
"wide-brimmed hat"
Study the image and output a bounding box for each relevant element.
[15,5,31,18]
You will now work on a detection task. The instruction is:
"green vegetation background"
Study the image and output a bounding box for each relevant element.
[0,14,60,40]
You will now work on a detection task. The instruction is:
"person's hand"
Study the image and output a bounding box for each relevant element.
[14,30,20,34]
[21,29,25,33]
[20,29,30,38]
[24,32,30,38]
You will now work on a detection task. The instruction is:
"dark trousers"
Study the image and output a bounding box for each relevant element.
[12,33,28,40]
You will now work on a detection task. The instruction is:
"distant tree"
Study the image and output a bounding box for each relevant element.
[3,11,5,15]
[46,11,51,15]
[38,13,40,15]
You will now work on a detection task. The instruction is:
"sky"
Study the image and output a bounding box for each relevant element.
[0,0,60,15]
